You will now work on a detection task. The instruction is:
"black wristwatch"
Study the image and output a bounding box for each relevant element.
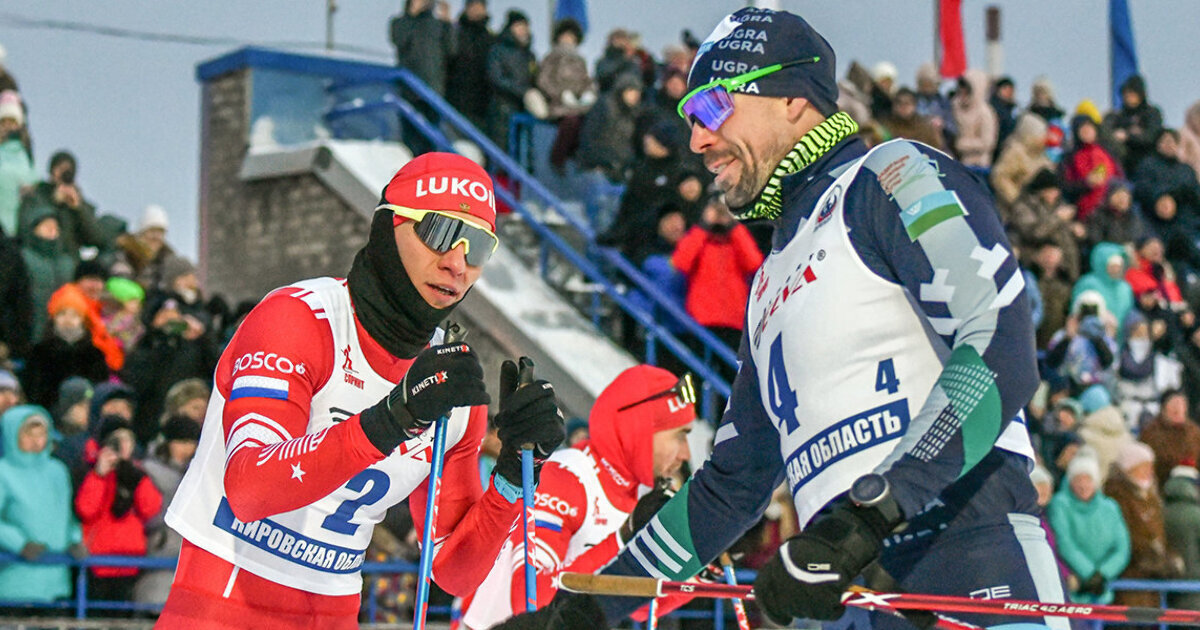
[849,473,904,530]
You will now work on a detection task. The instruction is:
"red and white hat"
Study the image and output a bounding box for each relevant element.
[382,152,497,231]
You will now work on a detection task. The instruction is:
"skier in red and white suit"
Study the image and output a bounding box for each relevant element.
[157,153,564,629]
[462,365,696,629]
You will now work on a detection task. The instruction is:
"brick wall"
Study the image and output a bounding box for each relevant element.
[198,69,368,304]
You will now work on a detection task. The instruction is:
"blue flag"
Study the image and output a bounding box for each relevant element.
[1109,0,1139,109]
[554,0,588,36]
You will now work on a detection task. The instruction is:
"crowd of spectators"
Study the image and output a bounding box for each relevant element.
[0,48,243,611]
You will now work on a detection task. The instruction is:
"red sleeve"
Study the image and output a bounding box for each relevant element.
[219,290,387,522]
[409,405,523,596]
[730,223,765,273]
[133,475,164,521]
[75,471,113,523]
[506,461,589,613]
[671,226,707,275]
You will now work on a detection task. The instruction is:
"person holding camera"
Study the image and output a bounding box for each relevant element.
[75,415,163,604]
[16,150,104,263]
[1046,293,1119,395]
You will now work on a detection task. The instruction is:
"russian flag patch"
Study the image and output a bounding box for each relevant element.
[230,375,290,401]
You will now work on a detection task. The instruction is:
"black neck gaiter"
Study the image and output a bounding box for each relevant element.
[347,210,454,359]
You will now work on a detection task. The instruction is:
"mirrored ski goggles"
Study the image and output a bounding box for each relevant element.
[380,204,499,267]
[618,373,697,412]
[677,56,822,130]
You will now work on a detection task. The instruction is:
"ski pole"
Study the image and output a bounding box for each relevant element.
[516,357,538,612]
[413,322,465,630]
[718,553,751,630]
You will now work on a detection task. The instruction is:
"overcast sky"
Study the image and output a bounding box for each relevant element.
[3,1,1197,260]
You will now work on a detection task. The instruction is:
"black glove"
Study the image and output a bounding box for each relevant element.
[619,477,675,543]
[492,358,565,487]
[755,501,895,624]
[492,590,607,630]
[20,541,47,561]
[1082,572,1107,595]
[360,342,490,454]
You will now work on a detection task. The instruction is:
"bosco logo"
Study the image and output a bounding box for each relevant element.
[534,494,579,518]
[232,351,306,377]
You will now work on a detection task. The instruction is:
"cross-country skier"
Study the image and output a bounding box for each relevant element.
[157,152,564,629]
[462,365,696,629]
[499,8,1068,630]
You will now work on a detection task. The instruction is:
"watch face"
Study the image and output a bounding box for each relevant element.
[852,474,887,503]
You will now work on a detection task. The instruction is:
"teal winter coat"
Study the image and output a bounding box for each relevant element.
[1071,242,1135,332]
[1048,483,1131,604]
[0,405,81,601]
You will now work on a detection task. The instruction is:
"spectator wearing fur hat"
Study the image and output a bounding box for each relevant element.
[21,286,109,410]
[161,377,209,426]
[75,415,162,604]
[19,203,75,342]
[485,9,537,151]
[134,415,200,605]
[1163,464,1200,610]
[16,150,105,263]
[1049,454,1130,604]
[1140,390,1200,488]
[0,90,35,238]
[878,87,944,150]
[1105,441,1182,608]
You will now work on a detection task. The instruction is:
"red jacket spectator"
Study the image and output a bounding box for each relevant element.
[1063,115,1122,222]
[672,205,764,331]
[75,417,163,578]
[1125,238,1184,306]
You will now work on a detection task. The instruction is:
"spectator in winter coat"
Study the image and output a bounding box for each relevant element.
[446,0,492,129]
[133,416,200,605]
[1004,169,1083,280]
[992,114,1053,210]
[1085,180,1144,248]
[914,62,956,148]
[1116,313,1162,430]
[485,10,536,152]
[951,69,998,168]
[16,151,105,264]
[1163,465,1200,610]
[1139,390,1200,488]
[161,377,210,426]
[1030,465,1073,587]
[576,73,643,183]
[20,206,77,342]
[1104,441,1181,608]
[0,370,20,419]
[1072,242,1135,335]
[21,286,109,410]
[597,122,687,264]
[1179,101,1200,183]
[0,405,84,602]
[0,234,33,360]
[101,277,145,353]
[1049,454,1131,604]
[672,198,764,355]
[538,19,596,170]
[879,87,943,149]
[1063,115,1123,222]
[1028,76,1066,128]
[989,76,1019,159]
[75,416,163,603]
[1133,129,1200,219]
[48,376,91,470]
[64,382,137,482]
[1103,75,1164,175]
[1140,184,1200,279]
[0,93,36,238]
[390,0,454,155]
[1125,237,1186,310]
[594,29,641,95]
[118,204,181,294]
[1047,293,1118,394]
[1078,395,1133,484]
